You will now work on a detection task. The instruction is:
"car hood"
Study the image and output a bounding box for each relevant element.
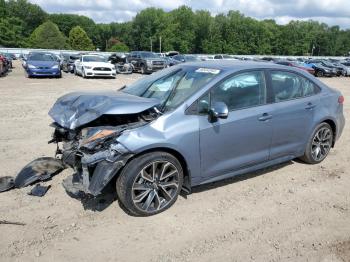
[27,60,58,67]
[49,91,160,130]
[82,62,114,67]
[145,58,165,62]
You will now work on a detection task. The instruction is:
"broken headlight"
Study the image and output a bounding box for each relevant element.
[79,128,120,151]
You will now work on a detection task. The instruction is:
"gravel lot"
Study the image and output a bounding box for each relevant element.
[0,61,349,262]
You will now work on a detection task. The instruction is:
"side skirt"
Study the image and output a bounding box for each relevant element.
[195,155,296,186]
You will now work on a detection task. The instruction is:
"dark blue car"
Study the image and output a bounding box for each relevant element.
[24,53,61,78]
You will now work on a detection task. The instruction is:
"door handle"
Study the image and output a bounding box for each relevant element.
[258,113,272,121]
[305,102,316,110]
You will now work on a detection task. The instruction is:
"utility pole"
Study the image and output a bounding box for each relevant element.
[159,36,162,54]
[150,38,152,52]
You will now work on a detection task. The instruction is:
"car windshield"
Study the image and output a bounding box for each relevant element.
[140,52,158,58]
[28,53,55,61]
[122,67,220,111]
[185,56,199,62]
[322,61,334,67]
[83,56,105,62]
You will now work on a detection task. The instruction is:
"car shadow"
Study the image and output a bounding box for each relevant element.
[65,182,117,212]
[190,160,294,194]
[68,160,295,213]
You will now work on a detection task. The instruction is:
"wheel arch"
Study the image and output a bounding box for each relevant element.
[126,147,192,193]
[321,119,337,147]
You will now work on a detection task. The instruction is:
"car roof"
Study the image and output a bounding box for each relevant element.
[179,60,294,72]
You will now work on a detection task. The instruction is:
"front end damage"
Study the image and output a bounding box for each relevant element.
[54,124,136,197]
[6,91,162,197]
[49,102,161,197]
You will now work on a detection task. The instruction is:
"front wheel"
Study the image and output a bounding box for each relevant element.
[82,69,87,78]
[116,152,183,216]
[299,123,333,164]
[140,64,147,74]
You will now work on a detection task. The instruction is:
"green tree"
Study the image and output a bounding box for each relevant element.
[132,8,169,51]
[29,21,67,49]
[69,26,95,51]
[169,6,195,53]
[0,17,25,47]
[193,10,212,53]
[0,0,6,16]
[108,42,129,52]
[6,0,47,35]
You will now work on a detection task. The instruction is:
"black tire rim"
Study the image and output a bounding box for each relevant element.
[132,161,179,213]
[317,71,323,77]
[311,127,332,161]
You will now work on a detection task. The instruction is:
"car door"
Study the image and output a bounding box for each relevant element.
[199,70,274,179]
[267,70,321,159]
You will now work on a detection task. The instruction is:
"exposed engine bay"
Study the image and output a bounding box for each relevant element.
[52,107,160,196]
[6,91,161,197]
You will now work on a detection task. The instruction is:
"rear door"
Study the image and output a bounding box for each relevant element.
[267,70,321,159]
[199,70,274,179]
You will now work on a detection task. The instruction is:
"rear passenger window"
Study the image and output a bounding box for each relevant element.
[211,71,266,111]
[271,71,319,102]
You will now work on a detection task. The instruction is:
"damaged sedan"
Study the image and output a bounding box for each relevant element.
[27,61,345,216]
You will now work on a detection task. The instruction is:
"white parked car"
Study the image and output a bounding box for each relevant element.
[74,55,116,78]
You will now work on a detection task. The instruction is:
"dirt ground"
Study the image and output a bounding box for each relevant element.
[0,61,349,262]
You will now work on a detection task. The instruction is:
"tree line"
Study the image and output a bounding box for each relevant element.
[1,0,350,55]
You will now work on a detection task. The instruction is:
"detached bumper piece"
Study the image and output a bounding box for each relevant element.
[1,157,65,194]
[14,157,65,188]
[0,176,15,192]
[28,184,51,197]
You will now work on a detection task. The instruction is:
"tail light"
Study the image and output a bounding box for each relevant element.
[338,95,344,104]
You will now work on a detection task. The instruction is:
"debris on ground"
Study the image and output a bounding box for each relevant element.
[28,184,51,197]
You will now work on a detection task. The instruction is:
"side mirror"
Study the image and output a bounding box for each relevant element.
[209,102,229,122]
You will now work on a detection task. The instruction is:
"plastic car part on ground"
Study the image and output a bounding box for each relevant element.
[14,157,65,188]
[0,176,15,192]
[28,184,51,197]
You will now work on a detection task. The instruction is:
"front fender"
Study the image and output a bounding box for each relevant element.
[88,154,133,196]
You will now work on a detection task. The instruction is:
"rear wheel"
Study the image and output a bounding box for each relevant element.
[116,152,183,216]
[300,123,333,164]
[316,70,324,77]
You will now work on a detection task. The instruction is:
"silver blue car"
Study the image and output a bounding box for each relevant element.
[31,61,345,216]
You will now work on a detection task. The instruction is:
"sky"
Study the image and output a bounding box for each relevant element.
[28,0,350,29]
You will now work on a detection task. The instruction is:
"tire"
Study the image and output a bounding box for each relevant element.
[316,70,324,77]
[299,123,333,164]
[140,64,147,74]
[82,69,87,78]
[57,72,62,78]
[25,71,31,78]
[116,152,183,216]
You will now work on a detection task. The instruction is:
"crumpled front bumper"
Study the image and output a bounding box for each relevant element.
[62,148,133,197]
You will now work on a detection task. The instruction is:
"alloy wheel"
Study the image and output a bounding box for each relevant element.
[132,161,180,213]
[311,127,332,161]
